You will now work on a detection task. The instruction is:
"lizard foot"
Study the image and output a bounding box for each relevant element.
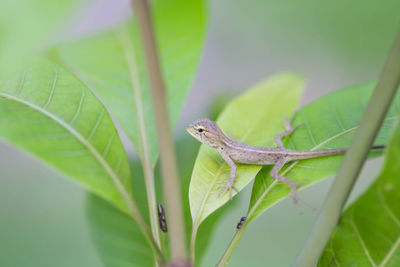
[289,179,314,213]
[217,180,239,200]
[283,117,303,135]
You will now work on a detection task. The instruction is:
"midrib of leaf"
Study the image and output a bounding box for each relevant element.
[328,241,340,267]
[247,115,397,221]
[379,235,400,267]
[193,156,233,224]
[190,158,234,259]
[367,182,400,267]
[116,28,161,247]
[0,91,138,219]
[350,209,377,267]
[378,183,400,227]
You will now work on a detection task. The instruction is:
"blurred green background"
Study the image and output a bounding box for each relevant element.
[0,0,398,266]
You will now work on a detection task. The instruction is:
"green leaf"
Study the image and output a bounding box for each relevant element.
[177,135,237,266]
[0,57,133,214]
[86,135,228,265]
[189,73,305,230]
[248,82,399,224]
[319,121,400,266]
[86,194,154,267]
[54,0,206,166]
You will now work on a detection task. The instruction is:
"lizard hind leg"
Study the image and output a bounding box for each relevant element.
[274,115,302,149]
[270,158,313,212]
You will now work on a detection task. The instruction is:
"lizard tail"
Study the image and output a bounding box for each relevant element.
[286,144,385,161]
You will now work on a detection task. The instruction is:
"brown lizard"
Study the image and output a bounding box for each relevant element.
[186,117,384,204]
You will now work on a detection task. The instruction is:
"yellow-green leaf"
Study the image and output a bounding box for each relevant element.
[189,73,305,230]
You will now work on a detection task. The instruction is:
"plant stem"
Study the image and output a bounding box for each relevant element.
[294,26,400,267]
[216,222,248,267]
[131,0,187,263]
[117,27,162,254]
[189,225,198,263]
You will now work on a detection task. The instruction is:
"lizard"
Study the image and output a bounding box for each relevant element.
[186,117,385,205]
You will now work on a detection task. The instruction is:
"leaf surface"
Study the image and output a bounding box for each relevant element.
[247,82,399,223]
[319,121,400,266]
[55,0,206,165]
[0,58,133,213]
[86,135,229,266]
[189,73,305,228]
[86,194,154,267]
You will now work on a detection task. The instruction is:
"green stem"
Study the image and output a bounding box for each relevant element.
[131,0,187,263]
[216,222,248,267]
[117,27,162,254]
[189,226,197,264]
[294,26,400,267]
[217,178,281,265]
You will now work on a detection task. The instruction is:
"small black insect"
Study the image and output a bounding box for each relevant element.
[236,216,246,229]
[157,203,168,233]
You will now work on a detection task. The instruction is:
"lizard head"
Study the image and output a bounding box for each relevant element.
[186,118,226,148]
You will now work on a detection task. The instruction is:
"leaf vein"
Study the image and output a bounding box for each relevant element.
[332,106,346,131]
[378,182,400,228]
[0,92,134,215]
[43,67,58,109]
[379,235,400,267]
[88,108,105,141]
[304,117,318,146]
[350,209,377,267]
[16,69,27,96]
[103,132,116,158]
[70,87,85,124]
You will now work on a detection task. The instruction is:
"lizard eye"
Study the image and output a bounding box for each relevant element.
[197,128,204,133]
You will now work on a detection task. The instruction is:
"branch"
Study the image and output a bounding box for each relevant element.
[131,0,187,263]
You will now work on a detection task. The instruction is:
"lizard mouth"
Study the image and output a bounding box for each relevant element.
[186,125,196,136]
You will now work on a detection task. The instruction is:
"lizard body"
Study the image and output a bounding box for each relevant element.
[186,117,384,204]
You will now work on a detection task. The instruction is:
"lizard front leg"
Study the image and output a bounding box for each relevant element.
[217,148,239,200]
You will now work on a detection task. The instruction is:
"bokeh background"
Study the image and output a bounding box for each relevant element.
[0,0,399,266]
